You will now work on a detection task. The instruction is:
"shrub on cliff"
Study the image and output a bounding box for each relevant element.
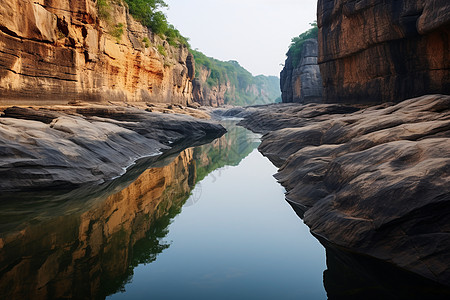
[191,50,280,106]
[287,22,318,67]
[123,0,189,46]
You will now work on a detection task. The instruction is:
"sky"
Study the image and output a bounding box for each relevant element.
[163,0,317,77]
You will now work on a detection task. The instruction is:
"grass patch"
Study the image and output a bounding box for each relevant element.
[97,0,111,20]
[157,45,166,56]
[110,23,124,42]
[142,37,150,48]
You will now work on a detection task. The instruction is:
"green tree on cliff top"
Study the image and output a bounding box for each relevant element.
[287,22,318,67]
[123,0,189,46]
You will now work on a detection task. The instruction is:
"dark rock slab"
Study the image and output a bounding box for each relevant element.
[238,94,450,286]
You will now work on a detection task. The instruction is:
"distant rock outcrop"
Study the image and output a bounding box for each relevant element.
[0,0,194,105]
[280,39,323,103]
[237,94,450,287]
[191,51,281,107]
[318,0,450,104]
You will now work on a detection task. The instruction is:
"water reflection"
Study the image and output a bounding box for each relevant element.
[0,121,259,300]
[323,245,450,300]
[2,120,446,299]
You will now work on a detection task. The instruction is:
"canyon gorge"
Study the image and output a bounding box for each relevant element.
[0,0,449,297]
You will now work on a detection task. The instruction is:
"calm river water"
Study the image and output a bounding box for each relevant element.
[0,121,327,299]
[2,121,446,299]
[107,123,327,299]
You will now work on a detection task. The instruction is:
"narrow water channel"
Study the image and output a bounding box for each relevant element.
[108,122,327,299]
[0,121,326,299]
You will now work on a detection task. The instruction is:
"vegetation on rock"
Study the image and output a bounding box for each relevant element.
[97,0,189,46]
[123,0,189,46]
[191,50,280,106]
[287,22,318,67]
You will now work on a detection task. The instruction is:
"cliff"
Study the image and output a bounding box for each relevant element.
[280,38,323,103]
[191,51,280,106]
[318,0,450,104]
[0,0,195,105]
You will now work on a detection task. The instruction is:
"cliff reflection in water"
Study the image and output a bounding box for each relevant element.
[0,122,260,300]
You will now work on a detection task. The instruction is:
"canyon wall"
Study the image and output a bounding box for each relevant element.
[280,38,323,104]
[193,67,280,107]
[0,0,194,105]
[318,0,450,104]
[191,53,280,107]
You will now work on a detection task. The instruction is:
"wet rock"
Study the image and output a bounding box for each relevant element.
[239,94,450,286]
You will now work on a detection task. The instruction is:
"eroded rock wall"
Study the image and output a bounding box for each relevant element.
[192,65,280,107]
[318,0,450,104]
[192,66,229,106]
[280,39,323,103]
[0,0,194,105]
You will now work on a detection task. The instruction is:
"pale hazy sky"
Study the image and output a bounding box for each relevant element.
[163,0,317,77]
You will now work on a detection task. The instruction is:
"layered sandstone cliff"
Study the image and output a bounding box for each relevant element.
[280,39,323,104]
[318,0,450,104]
[0,0,195,105]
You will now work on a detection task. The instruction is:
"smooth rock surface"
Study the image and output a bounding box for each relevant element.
[0,105,226,191]
[237,95,450,286]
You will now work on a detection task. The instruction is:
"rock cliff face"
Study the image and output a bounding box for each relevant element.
[192,66,230,107]
[190,52,281,107]
[318,0,450,104]
[0,0,195,105]
[193,65,281,107]
[280,39,323,103]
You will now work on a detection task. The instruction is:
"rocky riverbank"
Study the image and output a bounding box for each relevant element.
[223,94,450,286]
[0,103,225,191]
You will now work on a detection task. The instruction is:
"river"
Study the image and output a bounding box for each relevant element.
[1,120,448,299]
[0,121,328,299]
